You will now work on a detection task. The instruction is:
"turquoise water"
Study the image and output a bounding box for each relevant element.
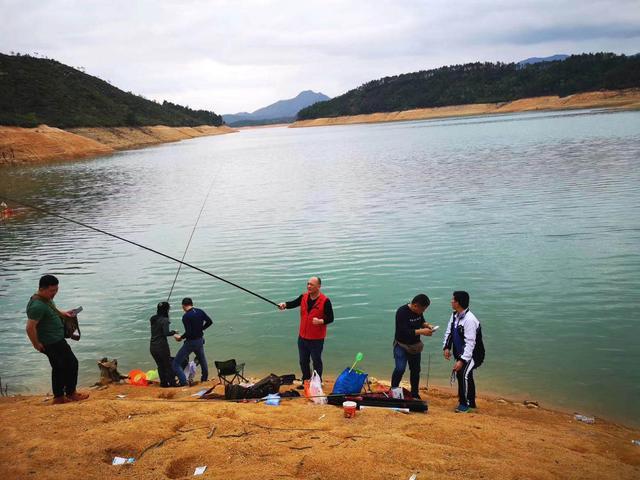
[1,109,639,425]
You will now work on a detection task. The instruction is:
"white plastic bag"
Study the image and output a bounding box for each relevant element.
[308,370,327,405]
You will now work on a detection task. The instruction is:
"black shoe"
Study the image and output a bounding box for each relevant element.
[411,392,422,400]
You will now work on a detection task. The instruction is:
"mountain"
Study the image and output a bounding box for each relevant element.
[223,90,329,126]
[298,53,640,120]
[518,54,569,66]
[0,53,223,128]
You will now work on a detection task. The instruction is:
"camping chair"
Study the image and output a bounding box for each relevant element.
[214,359,248,388]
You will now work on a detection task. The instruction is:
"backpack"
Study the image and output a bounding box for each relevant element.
[224,373,284,400]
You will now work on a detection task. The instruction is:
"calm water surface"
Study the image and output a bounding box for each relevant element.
[1,110,639,425]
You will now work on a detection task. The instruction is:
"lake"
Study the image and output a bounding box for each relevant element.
[1,109,639,425]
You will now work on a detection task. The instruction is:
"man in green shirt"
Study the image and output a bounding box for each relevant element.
[25,274,88,404]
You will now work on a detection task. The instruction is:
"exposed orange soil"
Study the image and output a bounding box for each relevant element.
[0,125,237,167]
[0,125,113,166]
[68,125,237,150]
[291,89,640,128]
[0,378,638,480]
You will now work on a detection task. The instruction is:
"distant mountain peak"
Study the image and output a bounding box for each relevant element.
[518,54,569,66]
[223,90,330,126]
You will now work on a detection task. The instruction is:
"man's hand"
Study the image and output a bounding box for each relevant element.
[173,334,183,342]
[277,303,286,311]
[453,360,465,372]
[34,342,45,353]
[416,327,432,336]
[312,317,324,325]
[443,348,451,360]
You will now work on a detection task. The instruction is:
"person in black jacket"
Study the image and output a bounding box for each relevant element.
[391,294,434,399]
[149,301,178,388]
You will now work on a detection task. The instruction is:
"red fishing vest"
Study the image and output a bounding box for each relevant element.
[299,292,328,340]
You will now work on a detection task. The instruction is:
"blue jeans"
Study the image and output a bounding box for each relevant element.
[172,338,208,385]
[391,344,421,394]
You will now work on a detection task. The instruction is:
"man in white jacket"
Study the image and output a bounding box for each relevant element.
[443,291,485,413]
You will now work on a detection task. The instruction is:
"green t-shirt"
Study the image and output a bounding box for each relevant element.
[26,296,64,345]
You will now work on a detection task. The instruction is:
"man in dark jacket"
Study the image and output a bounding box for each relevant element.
[391,293,434,399]
[172,297,213,386]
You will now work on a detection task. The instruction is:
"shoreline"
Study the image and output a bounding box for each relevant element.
[1,379,638,479]
[0,124,237,167]
[291,88,640,128]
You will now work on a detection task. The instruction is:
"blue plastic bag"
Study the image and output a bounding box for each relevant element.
[331,368,368,395]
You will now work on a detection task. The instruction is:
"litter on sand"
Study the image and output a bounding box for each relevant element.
[194,466,207,475]
[191,389,208,397]
[632,440,640,446]
[112,456,135,465]
[116,394,127,399]
[574,414,595,424]
[409,474,418,480]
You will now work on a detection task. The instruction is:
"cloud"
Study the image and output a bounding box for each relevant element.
[1,0,638,113]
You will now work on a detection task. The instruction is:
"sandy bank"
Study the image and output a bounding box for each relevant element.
[69,125,237,150]
[291,89,640,128]
[0,379,638,480]
[0,125,237,167]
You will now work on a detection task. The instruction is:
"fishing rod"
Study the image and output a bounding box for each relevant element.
[167,165,221,303]
[0,194,278,307]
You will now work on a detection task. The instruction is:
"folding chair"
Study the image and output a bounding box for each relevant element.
[214,359,248,388]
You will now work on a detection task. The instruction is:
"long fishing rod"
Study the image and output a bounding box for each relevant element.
[0,194,278,307]
[167,166,221,303]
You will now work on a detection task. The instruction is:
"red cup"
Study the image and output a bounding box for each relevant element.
[343,401,357,418]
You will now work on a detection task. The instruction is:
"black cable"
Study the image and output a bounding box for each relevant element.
[0,194,278,307]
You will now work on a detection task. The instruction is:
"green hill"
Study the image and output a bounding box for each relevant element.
[0,53,223,128]
[298,53,640,120]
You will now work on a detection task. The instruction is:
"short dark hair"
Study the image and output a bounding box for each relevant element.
[39,274,59,289]
[182,297,193,306]
[453,291,470,309]
[157,301,170,316]
[411,294,431,308]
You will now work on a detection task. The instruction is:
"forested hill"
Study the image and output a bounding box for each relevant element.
[298,53,640,120]
[0,53,223,128]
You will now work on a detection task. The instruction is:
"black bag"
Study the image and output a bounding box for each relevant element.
[224,373,287,400]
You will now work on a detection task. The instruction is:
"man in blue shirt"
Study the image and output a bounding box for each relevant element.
[172,297,213,386]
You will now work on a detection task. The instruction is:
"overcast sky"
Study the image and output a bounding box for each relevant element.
[2,0,639,113]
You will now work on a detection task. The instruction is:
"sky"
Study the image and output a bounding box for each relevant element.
[1,0,639,114]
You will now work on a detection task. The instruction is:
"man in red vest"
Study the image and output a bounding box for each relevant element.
[278,276,334,385]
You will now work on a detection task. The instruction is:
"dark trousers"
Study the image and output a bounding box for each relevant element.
[150,341,175,387]
[43,339,78,398]
[456,358,477,408]
[391,344,421,394]
[298,336,324,381]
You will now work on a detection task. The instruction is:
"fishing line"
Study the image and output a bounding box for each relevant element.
[167,164,222,303]
[0,194,278,307]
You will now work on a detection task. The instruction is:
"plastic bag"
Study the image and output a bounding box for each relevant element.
[331,368,368,395]
[307,370,327,405]
[185,360,197,384]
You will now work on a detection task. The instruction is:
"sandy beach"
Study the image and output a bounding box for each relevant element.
[291,89,640,128]
[1,377,638,480]
[0,125,237,167]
